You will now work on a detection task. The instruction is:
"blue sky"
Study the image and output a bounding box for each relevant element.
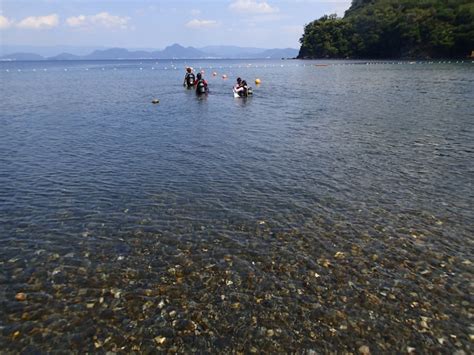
[0,0,352,49]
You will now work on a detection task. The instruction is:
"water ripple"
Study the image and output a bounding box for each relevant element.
[0,60,473,352]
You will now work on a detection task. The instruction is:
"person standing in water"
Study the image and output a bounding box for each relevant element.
[195,72,208,95]
[183,67,195,89]
[234,77,252,97]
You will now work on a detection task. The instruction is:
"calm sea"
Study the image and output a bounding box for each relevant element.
[0,59,473,352]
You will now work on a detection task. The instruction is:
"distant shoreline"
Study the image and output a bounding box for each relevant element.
[1,58,472,63]
[0,58,294,62]
[297,55,474,61]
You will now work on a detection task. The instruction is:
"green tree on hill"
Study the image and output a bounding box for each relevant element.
[298,0,474,59]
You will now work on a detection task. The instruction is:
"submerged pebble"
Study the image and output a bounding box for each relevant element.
[15,293,27,302]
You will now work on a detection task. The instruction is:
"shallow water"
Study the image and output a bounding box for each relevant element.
[0,59,473,352]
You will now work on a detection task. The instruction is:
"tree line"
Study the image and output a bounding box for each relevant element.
[298,0,474,59]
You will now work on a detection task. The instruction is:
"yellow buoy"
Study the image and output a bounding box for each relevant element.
[255,78,261,85]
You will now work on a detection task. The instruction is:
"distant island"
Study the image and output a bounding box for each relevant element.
[0,44,298,61]
[298,0,474,59]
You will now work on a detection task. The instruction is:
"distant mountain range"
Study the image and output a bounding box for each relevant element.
[0,43,298,61]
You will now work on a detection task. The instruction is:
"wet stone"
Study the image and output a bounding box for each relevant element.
[1,210,472,353]
[172,319,197,332]
[99,309,114,319]
[157,327,175,338]
[15,293,27,301]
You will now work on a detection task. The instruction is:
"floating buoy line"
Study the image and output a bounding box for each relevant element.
[2,60,472,74]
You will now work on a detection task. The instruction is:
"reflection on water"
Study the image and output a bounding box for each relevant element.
[0,60,473,352]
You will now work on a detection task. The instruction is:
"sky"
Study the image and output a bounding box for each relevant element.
[0,0,352,50]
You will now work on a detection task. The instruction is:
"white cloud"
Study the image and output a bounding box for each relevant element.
[190,9,201,16]
[66,15,86,27]
[0,15,14,29]
[16,14,59,29]
[229,0,279,14]
[185,19,219,29]
[66,12,130,29]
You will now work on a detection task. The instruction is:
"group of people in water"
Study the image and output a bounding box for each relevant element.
[233,77,253,97]
[183,67,253,97]
[183,67,207,94]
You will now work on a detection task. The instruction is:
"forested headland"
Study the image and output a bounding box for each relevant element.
[298,0,474,59]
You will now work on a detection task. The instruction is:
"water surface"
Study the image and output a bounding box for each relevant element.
[0,59,473,352]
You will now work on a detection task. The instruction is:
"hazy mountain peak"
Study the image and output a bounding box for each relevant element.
[1,44,298,60]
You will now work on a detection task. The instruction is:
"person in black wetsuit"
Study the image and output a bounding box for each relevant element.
[242,80,253,96]
[194,72,208,95]
[183,67,195,88]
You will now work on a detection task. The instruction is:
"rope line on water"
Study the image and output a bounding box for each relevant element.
[2,61,472,73]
